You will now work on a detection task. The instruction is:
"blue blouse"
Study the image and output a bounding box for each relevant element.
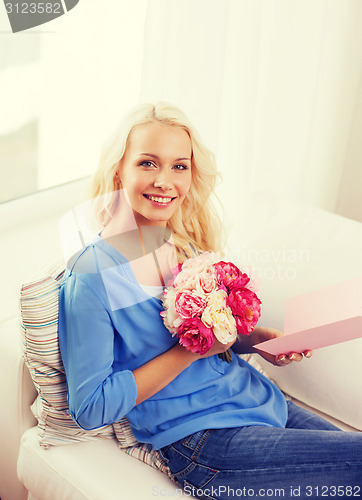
[58,236,288,450]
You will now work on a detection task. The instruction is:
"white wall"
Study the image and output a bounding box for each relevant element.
[0,179,86,324]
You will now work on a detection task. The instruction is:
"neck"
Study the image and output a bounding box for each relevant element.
[137,225,170,254]
[101,204,173,257]
[101,219,176,287]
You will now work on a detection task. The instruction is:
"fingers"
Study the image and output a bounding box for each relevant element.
[275,354,293,366]
[275,350,312,367]
[201,338,236,358]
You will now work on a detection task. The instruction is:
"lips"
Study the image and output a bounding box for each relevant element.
[143,194,176,204]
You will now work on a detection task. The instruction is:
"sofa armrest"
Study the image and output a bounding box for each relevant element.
[0,317,37,500]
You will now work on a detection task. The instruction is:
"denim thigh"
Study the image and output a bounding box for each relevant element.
[160,429,220,494]
[160,404,362,499]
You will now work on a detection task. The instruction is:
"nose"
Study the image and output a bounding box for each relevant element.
[153,170,172,190]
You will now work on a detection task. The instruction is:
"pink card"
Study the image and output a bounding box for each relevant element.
[253,275,362,356]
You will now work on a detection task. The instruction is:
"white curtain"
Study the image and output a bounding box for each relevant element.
[36,0,148,190]
[139,0,362,222]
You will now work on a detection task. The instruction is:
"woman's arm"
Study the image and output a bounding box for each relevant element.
[59,275,140,430]
[133,339,236,405]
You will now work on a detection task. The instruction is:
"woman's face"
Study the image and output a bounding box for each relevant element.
[117,122,192,227]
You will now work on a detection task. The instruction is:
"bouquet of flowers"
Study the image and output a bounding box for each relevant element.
[160,252,261,362]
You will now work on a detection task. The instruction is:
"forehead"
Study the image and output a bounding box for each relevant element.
[127,122,192,155]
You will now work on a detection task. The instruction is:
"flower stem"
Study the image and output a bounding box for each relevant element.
[218,349,232,363]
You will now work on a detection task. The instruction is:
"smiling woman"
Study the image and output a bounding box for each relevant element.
[57,101,362,499]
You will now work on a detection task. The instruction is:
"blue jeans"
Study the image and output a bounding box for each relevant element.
[160,402,362,499]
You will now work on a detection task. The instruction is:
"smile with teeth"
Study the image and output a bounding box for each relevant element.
[144,194,175,204]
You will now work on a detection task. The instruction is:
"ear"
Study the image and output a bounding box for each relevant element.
[114,161,122,188]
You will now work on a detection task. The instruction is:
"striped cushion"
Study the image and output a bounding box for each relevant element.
[19,262,145,453]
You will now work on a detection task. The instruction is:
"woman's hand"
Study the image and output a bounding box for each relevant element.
[199,338,237,359]
[234,326,313,367]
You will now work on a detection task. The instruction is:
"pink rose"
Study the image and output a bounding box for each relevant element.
[195,267,217,295]
[173,268,196,289]
[175,290,207,319]
[176,317,215,355]
[214,261,250,291]
[226,288,261,335]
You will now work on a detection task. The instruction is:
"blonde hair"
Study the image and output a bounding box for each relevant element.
[85,102,224,261]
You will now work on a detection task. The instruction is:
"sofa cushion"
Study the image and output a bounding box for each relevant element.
[18,426,177,500]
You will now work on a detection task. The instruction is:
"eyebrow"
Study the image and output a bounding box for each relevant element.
[138,153,191,162]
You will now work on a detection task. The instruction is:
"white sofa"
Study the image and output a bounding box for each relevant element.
[1,180,361,500]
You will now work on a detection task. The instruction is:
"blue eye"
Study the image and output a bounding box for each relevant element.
[173,164,188,171]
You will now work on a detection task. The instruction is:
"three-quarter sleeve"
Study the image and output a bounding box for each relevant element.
[58,273,138,430]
